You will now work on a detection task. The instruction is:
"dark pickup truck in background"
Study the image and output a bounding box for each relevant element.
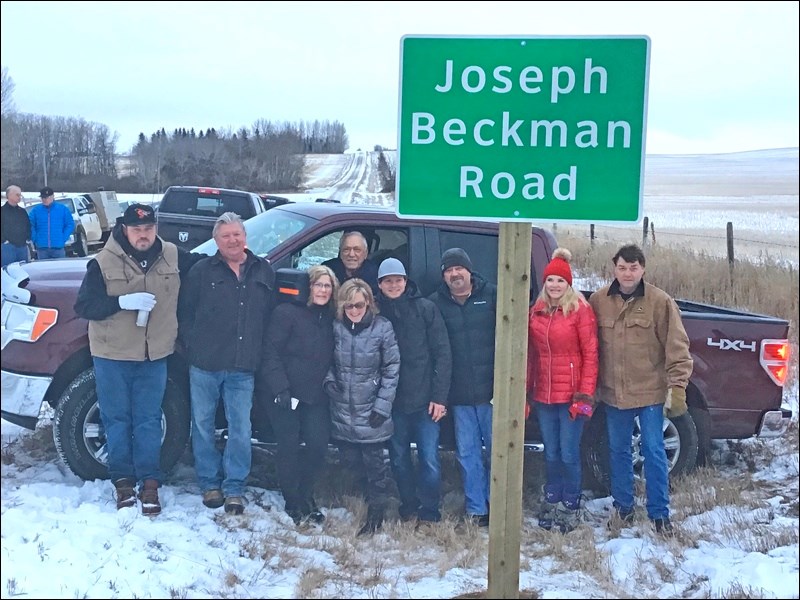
[156,185,271,250]
[1,202,793,489]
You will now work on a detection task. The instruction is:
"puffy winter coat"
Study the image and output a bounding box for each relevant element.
[28,202,75,249]
[526,299,599,405]
[376,280,452,414]
[325,312,400,443]
[429,273,497,406]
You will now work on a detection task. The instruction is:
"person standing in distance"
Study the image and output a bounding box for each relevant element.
[429,248,497,527]
[2,185,31,266]
[376,258,452,525]
[589,243,693,534]
[28,187,75,259]
[74,203,203,515]
[179,212,276,515]
[526,248,598,533]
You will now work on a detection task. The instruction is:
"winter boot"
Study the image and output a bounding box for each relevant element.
[357,506,385,536]
[113,478,136,510]
[653,516,674,535]
[555,492,581,533]
[538,484,561,530]
[304,498,326,525]
[138,479,161,516]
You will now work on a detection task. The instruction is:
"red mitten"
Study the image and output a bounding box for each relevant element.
[568,393,594,421]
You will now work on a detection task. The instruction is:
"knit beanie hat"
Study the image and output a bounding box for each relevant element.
[542,247,573,286]
[441,248,473,272]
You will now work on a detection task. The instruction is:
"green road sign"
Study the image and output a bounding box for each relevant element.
[397,36,650,222]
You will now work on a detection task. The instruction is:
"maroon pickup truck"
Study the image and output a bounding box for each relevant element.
[1,202,793,490]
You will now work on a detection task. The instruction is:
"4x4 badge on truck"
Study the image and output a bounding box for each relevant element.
[178,231,189,243]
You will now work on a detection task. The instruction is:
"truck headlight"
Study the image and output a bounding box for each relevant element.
[0,301,58,349]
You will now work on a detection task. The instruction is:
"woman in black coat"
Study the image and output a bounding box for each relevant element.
[259,265,338,525]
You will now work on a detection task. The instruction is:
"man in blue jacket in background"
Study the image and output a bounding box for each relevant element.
[28,186,75,259]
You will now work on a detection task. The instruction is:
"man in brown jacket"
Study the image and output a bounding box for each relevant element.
[74,204,203,515]
[589,243,693,534]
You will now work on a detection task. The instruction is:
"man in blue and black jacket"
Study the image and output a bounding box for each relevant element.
[429,248,497,527]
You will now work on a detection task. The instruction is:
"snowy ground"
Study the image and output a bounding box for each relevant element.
[2,149,798,598]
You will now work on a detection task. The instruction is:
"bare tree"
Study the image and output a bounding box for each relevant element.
[1,66,15,117]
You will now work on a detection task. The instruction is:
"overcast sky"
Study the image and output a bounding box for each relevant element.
[1,1,797,155]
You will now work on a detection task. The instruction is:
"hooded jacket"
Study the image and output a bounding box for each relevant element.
[76,226,179,361]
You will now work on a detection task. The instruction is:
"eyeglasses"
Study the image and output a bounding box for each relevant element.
[312,282,332,290]
[344,301,367,311]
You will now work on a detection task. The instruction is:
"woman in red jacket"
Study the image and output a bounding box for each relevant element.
[527,248,598,533]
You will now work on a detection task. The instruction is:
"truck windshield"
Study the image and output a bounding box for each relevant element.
[191,209,316,257]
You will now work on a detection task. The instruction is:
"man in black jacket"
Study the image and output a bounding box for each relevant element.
[429,248,497,527]
[178,212,275,515]
[376,258,452,524]
[2,185,31,266]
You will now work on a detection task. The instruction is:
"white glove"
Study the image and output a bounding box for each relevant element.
[118,292,156,312]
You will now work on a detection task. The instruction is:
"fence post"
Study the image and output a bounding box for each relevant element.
[727,222,735,294]
[650,221,656,245]
[590,224,595,248]
[641,216,649,247]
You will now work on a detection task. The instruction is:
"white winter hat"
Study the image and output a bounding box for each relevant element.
[378,257,407,280]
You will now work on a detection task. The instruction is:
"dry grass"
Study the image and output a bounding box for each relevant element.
[554,231,799,352]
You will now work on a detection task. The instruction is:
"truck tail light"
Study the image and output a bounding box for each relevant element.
[760,339,791,386]
[1,302,59,349]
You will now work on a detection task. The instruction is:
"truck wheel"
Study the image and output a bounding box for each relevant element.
[581,407,700,494]
[53,367,190,481]
[73,230,88,257]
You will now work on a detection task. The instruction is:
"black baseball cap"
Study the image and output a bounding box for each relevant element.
[39,186,55,198]
[121,203,156,225]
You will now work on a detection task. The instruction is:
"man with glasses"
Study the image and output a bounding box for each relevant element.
[1,185,31,266]
[322,231,379,294]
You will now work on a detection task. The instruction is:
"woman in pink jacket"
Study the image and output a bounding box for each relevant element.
[526,248,598,533]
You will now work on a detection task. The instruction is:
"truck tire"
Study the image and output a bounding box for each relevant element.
[52,367,190,481]
[73,229,88,257]
[581,406,700,494]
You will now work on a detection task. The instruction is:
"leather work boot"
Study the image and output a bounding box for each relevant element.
[113,478,136,510]
[224,496,245,515]
[138,479,161,516]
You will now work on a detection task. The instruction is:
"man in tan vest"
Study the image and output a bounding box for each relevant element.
[74,203,203,515]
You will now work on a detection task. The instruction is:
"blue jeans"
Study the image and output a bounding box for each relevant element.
[93,357,167,484]
[535,402,585,501]
[1,243,28,266]
[36,247,66,259]
[452,403,493,516]
[388,408,442,522]
[190,366,254,497]
[605,403,670,520]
